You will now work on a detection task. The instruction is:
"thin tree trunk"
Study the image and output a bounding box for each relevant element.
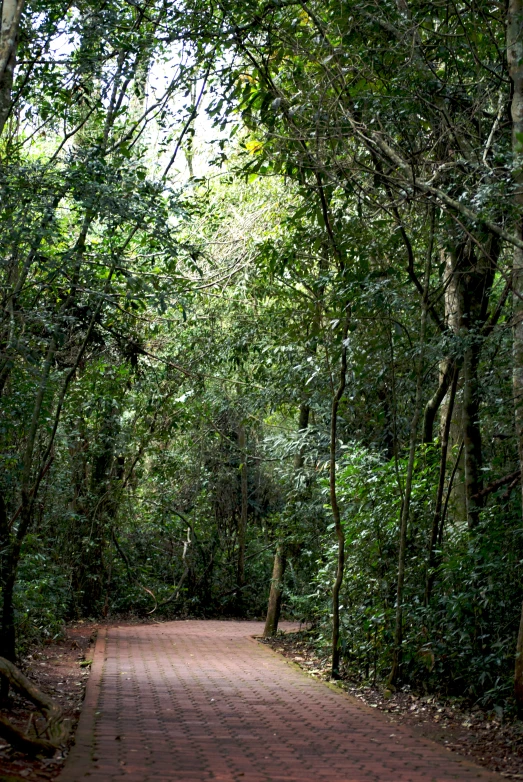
[463,336,483,528]
[425,366,459,603]
[263,403,310,637]
[331,326,348,679]
[507,0,523,716]
[0,489,9,695]
[422,359,453,444]
[294,402,310,470]
[0,570,16,663]
[516,601,523,718]
[389,254,430,685]
[237,422,248,609]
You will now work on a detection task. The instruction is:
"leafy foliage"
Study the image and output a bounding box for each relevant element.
[0,0,522,718]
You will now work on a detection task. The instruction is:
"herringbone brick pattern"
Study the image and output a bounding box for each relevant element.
[60,621,502,782]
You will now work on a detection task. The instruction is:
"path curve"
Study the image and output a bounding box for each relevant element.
[60,620,502,782]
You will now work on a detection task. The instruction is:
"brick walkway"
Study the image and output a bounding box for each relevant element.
[60,621,502,782]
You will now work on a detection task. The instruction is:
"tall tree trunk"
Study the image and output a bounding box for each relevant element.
[331,329,348,679]
[461,237,497,527]
[263,545,287,637]
[462,334,483,528]
[0,489,9,696]
[507,0,523,716]
[440,238,497,530]
[516,601,523,718]
[1,562,17,664]
[263,403,310,638]
[0,0,24,136]
[440,249,467,525]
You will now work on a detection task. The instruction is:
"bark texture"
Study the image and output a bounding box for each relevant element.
[439,237,497,530]
[0,0,24,135]
[440,249,467,524]
[263,545,287,637]
[516,601,523,718]
[331,333,348,679]
[508,0,523,716]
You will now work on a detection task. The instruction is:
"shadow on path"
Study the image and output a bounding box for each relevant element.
[59,620,502,782]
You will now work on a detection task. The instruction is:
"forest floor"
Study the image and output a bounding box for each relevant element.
[0,622,95,782]
[261,631,523,781]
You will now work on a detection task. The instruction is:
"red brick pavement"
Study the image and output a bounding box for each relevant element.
[59,621,503,782]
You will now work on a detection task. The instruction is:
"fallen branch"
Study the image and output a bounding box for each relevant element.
[502,477,520,500]
[472,470,520,501]
[0,714,56,757]
[0,656,68,756]
[155,566,189,609]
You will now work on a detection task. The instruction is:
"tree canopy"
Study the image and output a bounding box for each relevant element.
[1,0,523,719]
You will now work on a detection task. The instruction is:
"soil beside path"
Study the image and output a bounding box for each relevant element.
[0,623,94,782]
[59,620,504,782]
